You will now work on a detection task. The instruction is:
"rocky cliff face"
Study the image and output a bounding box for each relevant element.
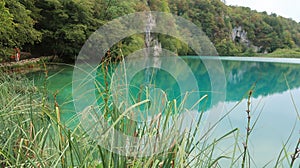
[231,26,249,46]
[231,26,265,53]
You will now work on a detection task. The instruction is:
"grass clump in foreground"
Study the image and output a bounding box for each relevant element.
[0,62,299,167]
[0,67,235,167]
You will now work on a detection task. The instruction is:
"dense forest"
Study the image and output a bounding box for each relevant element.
[1,0,300,62]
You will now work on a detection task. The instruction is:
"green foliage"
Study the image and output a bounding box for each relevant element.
[229,6,300,53]
[102,0,136,20]
[33,0,97,59]
[148,0,170,12]
[0,0,41,61]
[0,1,13,45]
[1,0,300,61]
[5,0,42,46]
[264,48,300,58]
[215,39,242,56]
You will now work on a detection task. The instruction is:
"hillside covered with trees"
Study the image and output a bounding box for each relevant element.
[1,0,300,62]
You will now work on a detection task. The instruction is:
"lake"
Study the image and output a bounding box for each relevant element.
[28,56,300,167]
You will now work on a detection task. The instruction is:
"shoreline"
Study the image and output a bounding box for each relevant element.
[0,56,52,67]
[0,56,58,73]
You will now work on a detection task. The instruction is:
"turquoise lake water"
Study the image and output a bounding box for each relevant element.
[28,56,300,166]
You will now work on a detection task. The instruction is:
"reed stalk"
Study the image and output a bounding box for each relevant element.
[290,138,300,167]
[242,90,253,168]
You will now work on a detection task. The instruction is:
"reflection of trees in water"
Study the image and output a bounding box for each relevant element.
[95,58,300,110]
[184,58,300,103]
[221,61,300,101]
[227,62,257,84]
